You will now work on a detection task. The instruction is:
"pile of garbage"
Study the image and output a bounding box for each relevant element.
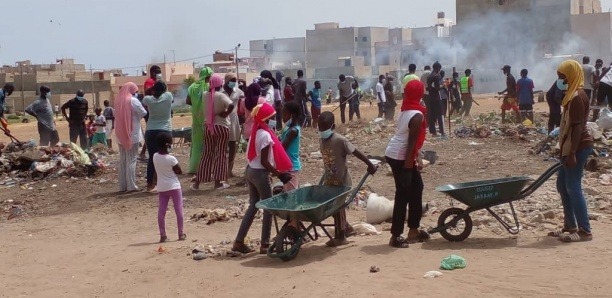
[0,141,108,185]
[190,200,251,225]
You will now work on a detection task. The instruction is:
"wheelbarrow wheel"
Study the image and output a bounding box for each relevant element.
[272,225,301,261]
[438,207,473,242]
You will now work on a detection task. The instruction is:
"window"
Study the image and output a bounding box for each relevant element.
[355,37,358,42]
[362,51,368,57]
[345,59,351,67]
[263,44,267,50]
[393,37,398,45]
[362,37,367,42]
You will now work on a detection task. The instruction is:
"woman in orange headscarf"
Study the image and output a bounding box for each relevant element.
[385,79,428,248]
[550,60,594,242]
[232,103,292,254]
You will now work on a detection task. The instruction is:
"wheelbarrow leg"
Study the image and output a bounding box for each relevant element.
[486,202,521,235]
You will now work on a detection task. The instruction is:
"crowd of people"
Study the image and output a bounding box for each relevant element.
[0,57,601,249]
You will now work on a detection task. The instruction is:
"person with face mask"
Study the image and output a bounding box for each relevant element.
[221,72,244,179]
[192,74,234,190]
[186,67,213,174]
[549,60,594,243]
[115,82,147,192]
[142,81,174,193]
[26,86,59,146]
[61,90,89,149]
[545,77,564,134]
[232,103,293,254]
[317,111,377,247]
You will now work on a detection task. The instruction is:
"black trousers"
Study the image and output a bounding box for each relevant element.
[339,99,347,124]
[38,123,59,146]
[69,123,88,149]
[386,156,424,236]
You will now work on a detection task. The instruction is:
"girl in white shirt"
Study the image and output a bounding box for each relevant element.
[153,132,186,243]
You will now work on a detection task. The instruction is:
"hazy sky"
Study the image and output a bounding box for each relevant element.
[2,0,612,73]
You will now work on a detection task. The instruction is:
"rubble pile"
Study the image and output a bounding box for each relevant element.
[0,141,108,185]
[190,200,252,225]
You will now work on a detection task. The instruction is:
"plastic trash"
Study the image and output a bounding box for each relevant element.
[365,193,394,224]
[549,127,560,137]
[440,255,467,270]
[597,107,612,130]
[423,271,443,278]
[522,119,533,126]
[351,222,382,235]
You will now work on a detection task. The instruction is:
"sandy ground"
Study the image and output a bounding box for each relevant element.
[1,97,612,298]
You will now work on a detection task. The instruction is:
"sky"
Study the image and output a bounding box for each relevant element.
[2,0,612,74]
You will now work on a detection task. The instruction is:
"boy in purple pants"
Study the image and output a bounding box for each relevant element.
[153,132,186,243]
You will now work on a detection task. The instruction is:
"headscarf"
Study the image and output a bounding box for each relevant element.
[557,59,584,107]
[247,103,292,172]
[115,82,139,150]
[188,67,213,103]
[401,80,427,162]
[205,74,224,134]
[557,59,585,157]
[260,70,280,90]
[224,72,237,84]
[245,83,262,111]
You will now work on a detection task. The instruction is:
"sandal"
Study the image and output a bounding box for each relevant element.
[325,237,348,248]
[159,236,168,243]
[407,230,430,244]
[178,234,187,241]
[190,184,200,191]
[259,244,270,255]
[389,236,409,248]
[548,228,578,237]
[231,241,254,254]
[560,231,593,243]
[215,183,230,190]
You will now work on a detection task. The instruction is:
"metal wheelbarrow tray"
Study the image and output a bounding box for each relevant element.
[428,163,562,242]
[256,172,372,261]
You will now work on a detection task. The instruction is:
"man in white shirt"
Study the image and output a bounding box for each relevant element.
[582,56,597,101]
[376,75,387,118]
[594,62,612,121]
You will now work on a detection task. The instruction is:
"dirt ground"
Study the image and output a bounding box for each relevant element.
[1,97,612,298]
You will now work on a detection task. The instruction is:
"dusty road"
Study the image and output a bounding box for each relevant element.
[1,98,611,298]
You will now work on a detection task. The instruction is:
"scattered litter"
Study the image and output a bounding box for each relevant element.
[468,141,483,146]
[369,265,380,273]
[423,271,443,279]
[440,255,467,270]
[351,222,381,235]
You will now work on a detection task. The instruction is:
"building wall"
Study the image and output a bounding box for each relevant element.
[356,27,389,66]
[249,37,306,70]
[571,12,612,62]
[306,26,357,72]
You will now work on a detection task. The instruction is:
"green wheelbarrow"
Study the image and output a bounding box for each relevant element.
[428,163,562,242]
[256,170,374,261]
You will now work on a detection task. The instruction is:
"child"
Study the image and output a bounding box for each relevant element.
[308,81,322,129]
[233,103,293,254]
[318,111,377,247]
[86,114,96,148]
[280,101,302,191]
[91,108,107,147]
[103,100,115,149]
[153,132,186,243]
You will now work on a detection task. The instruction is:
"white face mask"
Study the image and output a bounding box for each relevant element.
[268,119,277,130]
[155,73,163,80]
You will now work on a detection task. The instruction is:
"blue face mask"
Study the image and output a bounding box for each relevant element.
[556,79,568,91]
[268,119,277,130]
[319,129,333,139]
[76,96,85,102]
[46,92,51,99]
[228,81,237,89]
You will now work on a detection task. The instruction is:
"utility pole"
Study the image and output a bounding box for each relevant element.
[19,62,24,112]
[235,44,241,79]
[90,65,96,108]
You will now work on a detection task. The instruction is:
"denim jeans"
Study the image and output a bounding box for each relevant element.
[235,166,273,245]
[145,130,169,184]
[556,147,593,233]
[69,123,88,149]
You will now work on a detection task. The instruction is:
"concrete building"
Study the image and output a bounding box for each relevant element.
[0,59,113,112]
[571,12,612,63]
[249,37,306,70]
